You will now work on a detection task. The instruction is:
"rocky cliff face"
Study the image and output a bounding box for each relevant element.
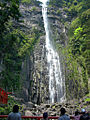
[18,3,49,103]
[18,2,68,104]
[18,2,88,104]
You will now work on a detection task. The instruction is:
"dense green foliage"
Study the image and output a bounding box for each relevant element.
[0,0,20,34]
[66,0,90,77]
[0,0,89,100]
[0,0,40,92]
[0,96,23,115]
[21,0,40,5]
[49,0,90,98]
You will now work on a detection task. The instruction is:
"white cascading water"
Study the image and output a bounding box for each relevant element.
[38,0,65,103]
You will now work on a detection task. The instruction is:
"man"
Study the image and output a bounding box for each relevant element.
[80,108,90,120]
[58,107,70,120]
[7,105,21,120]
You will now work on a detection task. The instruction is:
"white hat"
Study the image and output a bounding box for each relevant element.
[81,108,86,112]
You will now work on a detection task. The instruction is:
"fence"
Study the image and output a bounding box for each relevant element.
[0,115,74,120]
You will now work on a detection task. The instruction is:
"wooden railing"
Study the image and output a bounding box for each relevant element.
[0,115,74,120]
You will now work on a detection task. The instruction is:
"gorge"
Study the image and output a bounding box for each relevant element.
[19,0,89,106]
[18,0,89,105]
[0,0,89,114]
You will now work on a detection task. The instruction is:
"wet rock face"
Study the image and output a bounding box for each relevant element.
[19,3,67,104]
[20,4,42,31]
[29,36,50,104]
[19,3,50,103]
[47,7,68,47]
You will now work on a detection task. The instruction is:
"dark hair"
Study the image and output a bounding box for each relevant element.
[13,105,19,113]
[60,108,66,115]
[43,112,48,119]
[75,110,79,116]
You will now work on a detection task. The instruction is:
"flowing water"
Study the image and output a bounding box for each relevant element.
[38,0,65,103]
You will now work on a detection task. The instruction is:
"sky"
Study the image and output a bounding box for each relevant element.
[38,0,48,4]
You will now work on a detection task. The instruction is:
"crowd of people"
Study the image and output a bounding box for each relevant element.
[7,105,90,120]
[58,107,90,120]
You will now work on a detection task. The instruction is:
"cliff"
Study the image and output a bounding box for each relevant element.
[0,0,89,104]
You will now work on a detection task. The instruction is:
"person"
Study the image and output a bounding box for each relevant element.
[80,108,90,120]
[7,105,21,120]
[58,107,70,120]
[43,112,48,120]
[74,110,80,120]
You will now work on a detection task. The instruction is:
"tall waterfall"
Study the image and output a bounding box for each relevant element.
[39,0,65,103]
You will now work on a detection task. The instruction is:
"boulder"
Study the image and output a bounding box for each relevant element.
[25,110,33,116]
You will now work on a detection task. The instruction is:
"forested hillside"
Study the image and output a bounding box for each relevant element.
[0,0,90,116]
[0,0,40,91]
[48,0,90,99]
[0,0,90,102]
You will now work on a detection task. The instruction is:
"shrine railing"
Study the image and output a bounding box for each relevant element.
[0,115,74,120]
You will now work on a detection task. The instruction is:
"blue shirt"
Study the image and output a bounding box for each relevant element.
[58,114,70,120]
[7,112,21,120]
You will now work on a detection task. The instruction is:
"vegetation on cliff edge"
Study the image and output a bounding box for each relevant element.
[49,0,90,99]
[0,0,40,92]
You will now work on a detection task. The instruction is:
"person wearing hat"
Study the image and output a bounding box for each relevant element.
[80,108,90,120]
[58,107,70,120]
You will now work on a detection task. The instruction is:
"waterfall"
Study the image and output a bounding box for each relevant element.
[38,0,65,103]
